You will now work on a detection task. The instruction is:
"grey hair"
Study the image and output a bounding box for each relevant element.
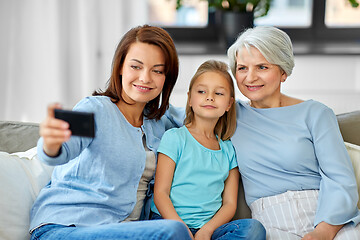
[227,26,295,77]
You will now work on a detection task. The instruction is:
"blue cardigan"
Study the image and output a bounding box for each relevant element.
[30,96,168,230]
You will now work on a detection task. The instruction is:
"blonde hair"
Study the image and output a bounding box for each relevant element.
[184,60,236,141]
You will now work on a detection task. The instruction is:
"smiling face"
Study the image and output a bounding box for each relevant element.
[189,71,233,121]
[235,46,287,108]
[120,42,166,106]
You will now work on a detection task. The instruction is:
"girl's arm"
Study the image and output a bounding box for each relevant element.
[195,168,240,240]
[153,153,181,221]
[154,153,193,238]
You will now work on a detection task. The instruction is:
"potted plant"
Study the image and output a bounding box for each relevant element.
[175,0,272,47]
[348,0,359,7]
[176,0,272,18]
[175,0,360,47]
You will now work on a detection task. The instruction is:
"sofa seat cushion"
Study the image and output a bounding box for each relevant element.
[0,148,53,240]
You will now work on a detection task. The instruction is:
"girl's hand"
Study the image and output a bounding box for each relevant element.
[40,103,71,157]
[194,227,212,240]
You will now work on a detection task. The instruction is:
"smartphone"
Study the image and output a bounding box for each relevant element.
[54,109,95,138]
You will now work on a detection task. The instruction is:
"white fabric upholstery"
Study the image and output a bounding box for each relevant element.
[0,148,53,240]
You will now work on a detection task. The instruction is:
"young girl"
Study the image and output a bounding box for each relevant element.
[29,25,191,240]
[151,60,266,240]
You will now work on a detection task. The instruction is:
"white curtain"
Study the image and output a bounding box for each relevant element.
[0,0,148,123]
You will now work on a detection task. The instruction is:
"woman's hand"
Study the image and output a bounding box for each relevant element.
[302,230,326,240]
[40,103,71,157]
[302,222,343,240]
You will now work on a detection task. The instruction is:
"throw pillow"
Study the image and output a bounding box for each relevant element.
[0,148,53,240]
[345,142,360,209]
[0,121,40,153]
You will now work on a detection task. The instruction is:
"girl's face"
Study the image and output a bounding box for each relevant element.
[120,42,166,105]
[189,71,233,121]
[235,46,287,108]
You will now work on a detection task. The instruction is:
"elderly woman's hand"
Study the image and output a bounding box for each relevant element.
[302,222,343,240]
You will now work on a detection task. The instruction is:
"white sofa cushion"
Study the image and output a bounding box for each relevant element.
[0,148,53,240]
[345,142,360,209]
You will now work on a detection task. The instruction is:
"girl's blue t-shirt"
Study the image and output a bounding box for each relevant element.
[151,126,237,229]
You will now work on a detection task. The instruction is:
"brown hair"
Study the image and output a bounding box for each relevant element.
[93,25,179,120]
[184,60,236,141]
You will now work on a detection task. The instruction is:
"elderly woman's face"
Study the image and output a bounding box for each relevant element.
[235,47,287,108]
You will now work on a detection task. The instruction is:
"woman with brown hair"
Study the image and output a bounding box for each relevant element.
[29,25,191,240]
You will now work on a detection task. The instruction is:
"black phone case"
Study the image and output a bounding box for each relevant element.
[54,109,95,138]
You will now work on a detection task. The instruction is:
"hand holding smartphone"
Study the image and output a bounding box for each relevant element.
[54,109,95,138]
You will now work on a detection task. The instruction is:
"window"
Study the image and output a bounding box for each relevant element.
[255,0,313,27]
[148,0,360,54]
[148,0,314,28]
[148,0,208,27]
[325,0,360,27]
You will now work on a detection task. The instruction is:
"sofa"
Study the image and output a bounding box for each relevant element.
[1,111,360,240]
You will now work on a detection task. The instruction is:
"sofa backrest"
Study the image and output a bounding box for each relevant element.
[0,111,359,154]
[0,121,39,153]
[337,111,360,146]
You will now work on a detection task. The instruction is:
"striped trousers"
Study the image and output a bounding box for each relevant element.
[250,190,360,239]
